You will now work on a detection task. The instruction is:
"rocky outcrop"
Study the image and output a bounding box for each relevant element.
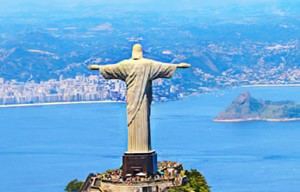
[214,91,300,122]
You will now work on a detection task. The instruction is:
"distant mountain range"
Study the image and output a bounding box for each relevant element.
[214,91,300,122]
[0,8,300,84]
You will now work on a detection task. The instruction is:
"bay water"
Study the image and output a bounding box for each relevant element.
[0,86,300,192]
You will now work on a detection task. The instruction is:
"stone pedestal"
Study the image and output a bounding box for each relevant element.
[122,151,157,177]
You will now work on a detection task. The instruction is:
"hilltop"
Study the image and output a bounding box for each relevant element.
[214,91,300,122]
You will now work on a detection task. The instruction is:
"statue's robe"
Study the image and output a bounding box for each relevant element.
[99,58,177,153]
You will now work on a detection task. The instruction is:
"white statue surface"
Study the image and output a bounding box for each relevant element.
[89,44,190,153]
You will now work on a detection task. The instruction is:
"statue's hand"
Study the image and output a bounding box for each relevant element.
[88,65,101,70]
[177,63,191,68]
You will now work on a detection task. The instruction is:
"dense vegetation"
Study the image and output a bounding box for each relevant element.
[1,4,300,83]
[169,169,210,192]
[65,179,84,192]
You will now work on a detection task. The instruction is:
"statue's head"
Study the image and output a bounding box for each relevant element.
[132,44,143,60]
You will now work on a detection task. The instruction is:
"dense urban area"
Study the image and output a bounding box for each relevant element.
[1,64,300,105]
[1,6,300,105]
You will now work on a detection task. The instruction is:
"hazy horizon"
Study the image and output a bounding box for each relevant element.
[0,0,299,16]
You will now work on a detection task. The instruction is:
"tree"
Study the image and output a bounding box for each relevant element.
[170,169,211,192]
[65,179,84,192]
[185,169,210,192]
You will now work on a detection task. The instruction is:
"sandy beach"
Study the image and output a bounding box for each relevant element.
[239,84,300,88]
[213,117,300,123]
[0,100,124,108]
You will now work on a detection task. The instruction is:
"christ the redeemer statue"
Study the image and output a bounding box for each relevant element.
[89,44,190,154]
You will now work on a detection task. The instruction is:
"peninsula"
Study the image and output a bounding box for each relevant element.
[214,91,300,122]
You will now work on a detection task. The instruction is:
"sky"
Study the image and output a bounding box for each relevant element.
[0,0,298,16]
[0,0,295,9]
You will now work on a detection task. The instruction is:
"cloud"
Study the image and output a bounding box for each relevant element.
[91,23,113,31]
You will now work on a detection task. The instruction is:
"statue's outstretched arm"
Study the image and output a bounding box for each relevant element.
[88,62,127,80]
[88,64,101,70]
[176,63,191,68]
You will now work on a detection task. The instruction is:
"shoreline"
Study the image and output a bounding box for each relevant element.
[213,118,300,122]
[1,84,300,108]
[0,100,124,108]
[239,84,300,88]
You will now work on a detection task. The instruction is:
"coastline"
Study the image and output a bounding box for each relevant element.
[0,100,124,108]
[213,117,300,123]
[1,84,300,109]
[239,83,300,88]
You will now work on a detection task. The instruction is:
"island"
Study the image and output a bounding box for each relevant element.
[214,91,300,122]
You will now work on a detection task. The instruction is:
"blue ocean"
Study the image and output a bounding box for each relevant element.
[1,86,300,192]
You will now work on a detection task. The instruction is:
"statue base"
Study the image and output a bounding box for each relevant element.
[122,151,157,177]
[79,161,188,192]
